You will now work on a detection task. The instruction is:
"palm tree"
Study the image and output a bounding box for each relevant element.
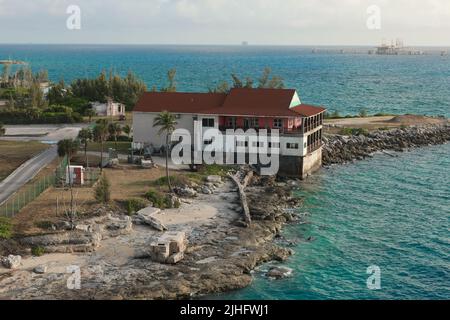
[57,139,80,227]
[93,119,109,172]
[123,124,131,139]
[85,108,96,123]
[153,111,177,193]
[108,122,122,149]
[78,128,92,167]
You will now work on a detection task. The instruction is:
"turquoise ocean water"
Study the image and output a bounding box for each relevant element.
[0,45,449,116]
[0,45,448,299]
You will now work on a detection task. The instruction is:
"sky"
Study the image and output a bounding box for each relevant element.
[0,0,449,46]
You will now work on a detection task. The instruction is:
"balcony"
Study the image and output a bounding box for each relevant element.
[219,126,304,136]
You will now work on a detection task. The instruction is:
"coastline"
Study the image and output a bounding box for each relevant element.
[0,177,300,299]
[1,118,449,300]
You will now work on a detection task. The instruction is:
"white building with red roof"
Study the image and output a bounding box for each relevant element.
[133,88,326,178]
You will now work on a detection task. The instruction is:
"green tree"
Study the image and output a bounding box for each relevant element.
[29,81,46,108]
[359,108,368,118]
[93,119,109,172]
[95,174,111,204]
[57,139,80,226]
[47,80,67,105]
[84,108,96,122]
[153,111,178,193]
[162,69,177,92]
[78,128,92,167]
[108,122,122,148]
[123,124,131,139]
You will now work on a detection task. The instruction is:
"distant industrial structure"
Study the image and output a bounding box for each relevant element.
[369,39,424,56]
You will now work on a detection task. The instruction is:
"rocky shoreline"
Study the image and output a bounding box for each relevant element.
[0,176,302,300]
[323,124,450,165]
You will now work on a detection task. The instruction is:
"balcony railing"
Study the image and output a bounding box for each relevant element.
[219,126,304,135]
[307,141,323,154]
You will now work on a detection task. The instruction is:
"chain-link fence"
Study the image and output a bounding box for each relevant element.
[0,174,56,217]
[0,154,102,218]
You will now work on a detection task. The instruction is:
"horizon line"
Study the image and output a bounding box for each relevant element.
[1,42,450,48]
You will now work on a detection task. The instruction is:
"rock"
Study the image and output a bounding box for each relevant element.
[266,266,293,279]
[1,255,22,269]
[174,186,197,198]
[135,214,167,231]
[20,232,102,253]
[33,265,48,274]
[167,252,184,264]
[201,186,213,195]
[149,232,188,264]
[206,175,222,183]
[75,224,92,232]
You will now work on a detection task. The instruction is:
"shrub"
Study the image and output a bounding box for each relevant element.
[151,175,190,189]
[31,246,46,257]
[144,188,179,209]
[35,221,54,230]
[340,128,369,136]
[359,108,368,118]
[0,217,12,239]
[198,164,233,177]
[95,175,111,203]
[125,198,147,215]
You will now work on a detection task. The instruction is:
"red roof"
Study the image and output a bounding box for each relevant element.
[134,88,325,117]
[134,92,227,113]
[291,104,326,117]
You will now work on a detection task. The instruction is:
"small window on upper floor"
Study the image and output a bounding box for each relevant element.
[202,118,215,128]
[286,143,300,150]
[273,118,283,128]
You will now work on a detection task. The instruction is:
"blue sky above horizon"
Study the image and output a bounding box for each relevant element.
[1,0,449,46]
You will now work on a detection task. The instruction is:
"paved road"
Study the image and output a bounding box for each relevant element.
[0,124,85,205]
[0,146,58,205]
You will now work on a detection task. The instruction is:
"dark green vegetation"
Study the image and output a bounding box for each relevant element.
[208,67,285,93]
[0,217,12,239]
[144,188,180,209]
[340,128,369,136]
[31,246,46,257]
[125,198,148,216]
[95,175,111,204]
[0,66,147,124]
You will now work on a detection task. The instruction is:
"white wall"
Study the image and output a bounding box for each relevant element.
[133,112,196,147]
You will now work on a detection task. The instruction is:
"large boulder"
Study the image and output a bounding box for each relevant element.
[174,186,198,198]
[1,255,22,269]
[206,175,222,184]
[266,266,293,279]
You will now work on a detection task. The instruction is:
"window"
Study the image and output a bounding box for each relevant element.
[286,143,299,150]
[273,118,283,128]
[202,118,215,128]
[252,142,264,148]
[250,118,259,128]
[268,142,280,148]
[227,117,237,128]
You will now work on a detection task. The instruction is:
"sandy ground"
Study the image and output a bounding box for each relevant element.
[324,115,448,130]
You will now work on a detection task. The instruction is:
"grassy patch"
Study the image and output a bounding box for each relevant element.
[124,198,148,215]
[144,188,180,209]
[0,217,12,239]
[0,141,50,181]
[31,246,46,257]
[340,128,369,136]
[150,175,192,189]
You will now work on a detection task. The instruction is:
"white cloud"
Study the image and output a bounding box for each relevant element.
[0,0,449,45]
